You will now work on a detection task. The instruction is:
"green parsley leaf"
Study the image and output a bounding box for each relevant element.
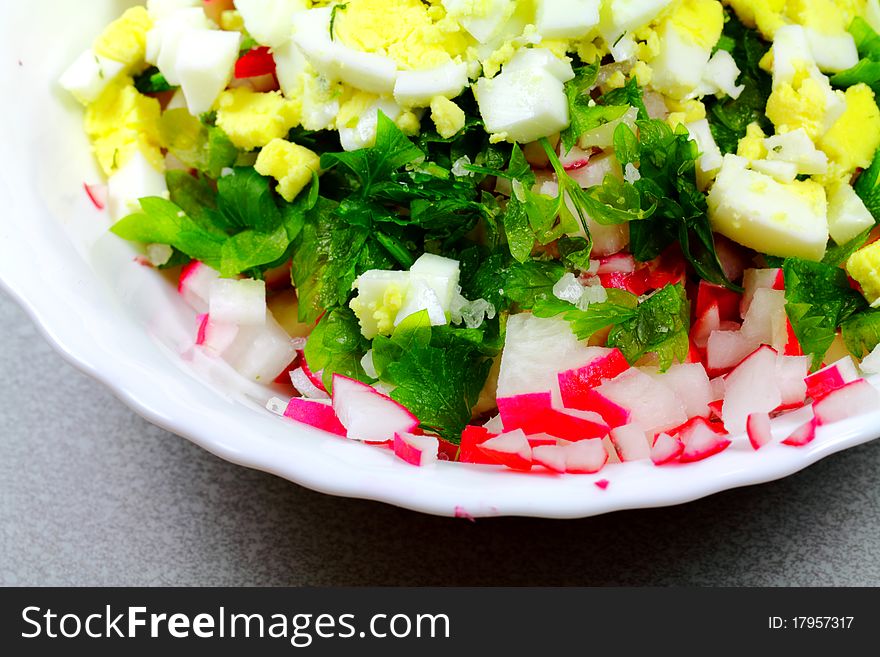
[304,306,371,392]
[216,167,282,233]
[600,76,649,121]
[842,308,880,357]
[133,66,174,94]
[606,283,691,371]
[502,259,566,309]
[855,146,880,220]
[823,227,873,267]
[159,109,238,179]
[560,64,630,152]
[783,258,868,369]
[532,288,639,341]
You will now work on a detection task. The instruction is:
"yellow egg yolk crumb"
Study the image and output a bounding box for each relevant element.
[215,88,301,151]
[254,139,321,202]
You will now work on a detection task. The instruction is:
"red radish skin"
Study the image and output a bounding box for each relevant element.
[178,261,220,312]
[558,348,630,406]
[454,506,476,521]
[235,46,277,79]
[298,352,327,393]
[741,268,784,316]
[561,389,630,428]
[393,432,440,467]
[696,281,742,323]
[437,439,459,462]
[564,439,608,474]
[804,357,859,401]
[598,269,650,296]
[195,313,208,346]
[651,433,684,465]
[691,302,721,350]
[527,435,558,449]
[746,412,772,450]
[597,254,636,274]
[284,398,346,436]
[459,426,498,464]
[784,319,803,356]
[609,424,651,461]
[708,399,724,421]
[782,418,818,447]
[594,479,610,490]
[812,379,880,425]
[83,182,106,210]
[331,375,419,443]
[678,424,731,463]
[496,392,610,440]
[477,430,533,471]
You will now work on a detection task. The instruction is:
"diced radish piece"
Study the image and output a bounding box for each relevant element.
[805,356,860,401]
[598,269,650,296]
[83,182,107,210]
[714,234,752,284]
[609,423,651,461]
[459,425,497,464]
[559,388,630,428]
[706,329,756,374]
[178,261,220,312]
[497,392,610,440]
[651,432,684,465]
[746,412,772,450]
[209,278,267,325]
[564,439,608,474]
[594,479,610,490]
[643,246,687,290]
[393,432,440,467]
[696,281,742,322]
[677,419,731,463]
[527,434,558,449]
[741,288,788,352]
[691,302,722,350]
[532,444,567,473]
[783,318,803,356]
[234,46,276,79]
[782,417,818,446]
[707,399,724,422]
[709,376,725,400]
[283,397,346,436]
[299,352,327,393]
[497,314,606,405]
[595,368,687,435]
[812,379,880,425]
[559,144,593,170]
[776,355,809,408]
[741,268,784,316]
[477,429,533,471]
[602,435,621,464]
[558,348,630,407]
[596,253,636,274]
[222,311,296,382]
[648,362,713,419]
[196,314,239,354]
[437,438,459,462]
[483,414,505,434]
[722,345,783,435]
[290,367,330,400]
[332,375,419,442]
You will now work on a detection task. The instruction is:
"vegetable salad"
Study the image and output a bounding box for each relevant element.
[61,0,880,472]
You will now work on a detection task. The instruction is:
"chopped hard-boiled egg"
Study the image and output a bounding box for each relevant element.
[254,139,320,202]
[764,128,828,175]
[393,62,469,108]
[93,6,153,70]
[442,0,516,44]
[175,28,240,115]
[147,7,214,85]
[827,182,876,245]
[430,96,466,139]
[818,84,880,175]
[685,118,723,183]
[107,149,169,222]
[215,88,300,150]
[708,154,829,261]
[848,241,880,306]
[536,0,601,39]
[59,50,127,105]
[234,0,307,49]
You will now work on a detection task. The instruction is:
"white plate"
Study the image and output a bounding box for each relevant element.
[3,0,880,519]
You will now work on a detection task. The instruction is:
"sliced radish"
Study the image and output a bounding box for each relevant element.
[496,314,605,405]
[483,414,505,434]
[596,253,636,274]
[775,355,809,409]
[609,423,651,461]
[782,417,818,447]
[532,444,567,473]
[805,356,860,401]
[746,412,772,450]
[741,268,784,316]
[706,328,755,374]
[283,397,346,436]
[234,46,276,79]
[741,287,788,352]
[812,379,880,425]
[178,260,220,312]
[497,392,609,440]
[560,388,630,428]
[527,434,558,449]
[83,182,107,210]
[557,348,630,407]
[648,362,713,419]
[696,280,742,322]
[477,429,533,471]
[393,432,440,467]
[196,314,239,354]
[722,345,783,435]
[209,278,267,326]
[564,439,608,474]
[221,311,296,382]
[459,425,497,464]
[651,433,684,465]
[290,367,330,400]
[691,302,722,350]
[437,438,459,462]
[595,368,687,435]
[331,374,419,442]
[299,352,328,394]
[707,399,724,422]
[677,418,731,463]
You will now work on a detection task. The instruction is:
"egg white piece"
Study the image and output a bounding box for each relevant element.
[148,7,214,84]
[235,0,307,48]
[503,48,575,83]
[338,99,405,152]
[58,49,126,105]
[690,49,744,100]
[805,29,859,74]
[476,68,569,144]
[536,0,601,39]
[394,62,469,107]
[827,183,875,245]
[764,129,828,175]
[650,22,711,99]
[145,0,201,20]
[106,150,169,222]
[176,29,241,115]
[749,159,799,184]
[273,38,310,98]
[685,119,723,174]
[708,155,828,261]
[601,0,673,44]
[771,25,815,88]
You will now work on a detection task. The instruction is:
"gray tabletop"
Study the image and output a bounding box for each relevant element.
[2,289,879,587]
